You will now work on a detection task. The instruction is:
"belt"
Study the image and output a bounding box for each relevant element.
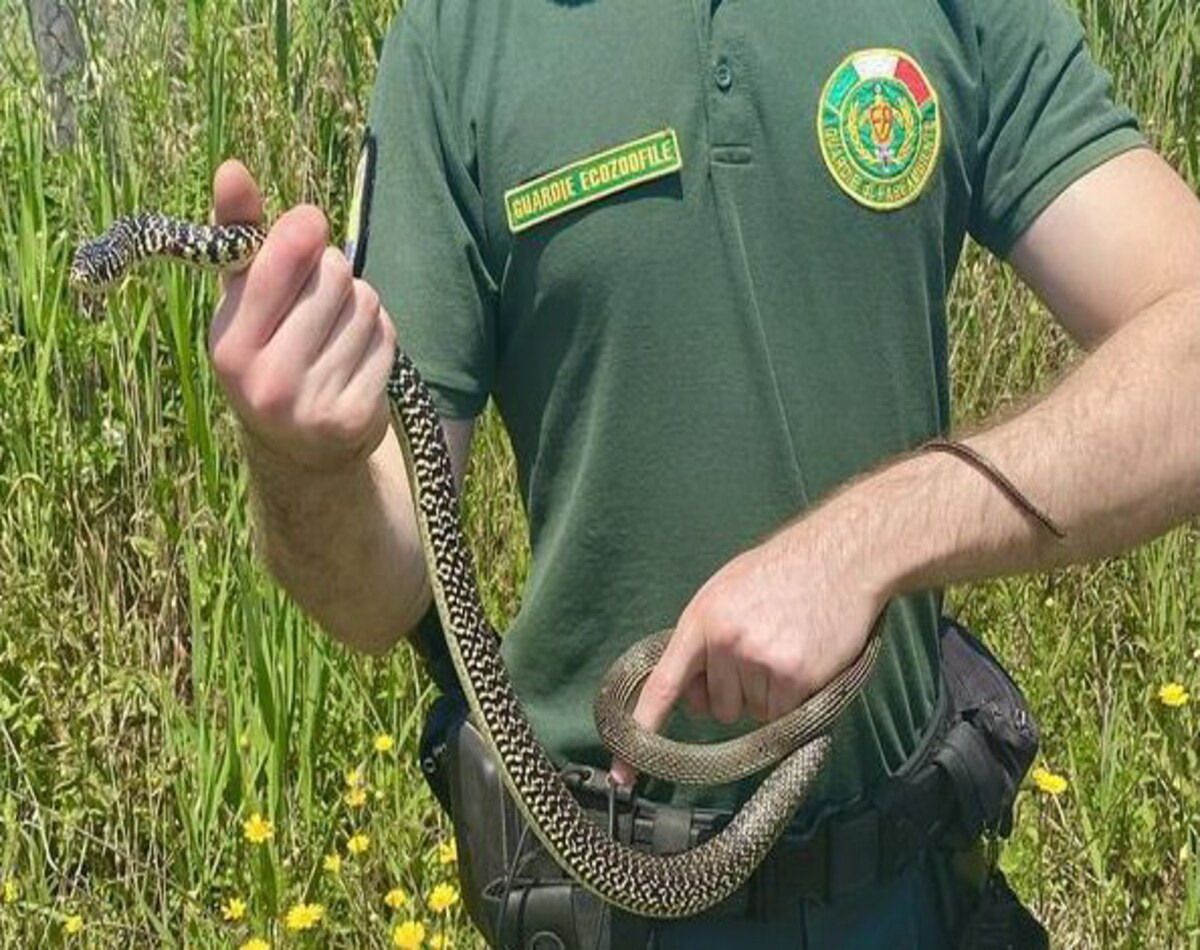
[563,751,962,913]
[560,670,965,912]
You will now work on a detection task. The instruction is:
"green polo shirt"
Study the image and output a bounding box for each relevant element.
[358,0,1141,814]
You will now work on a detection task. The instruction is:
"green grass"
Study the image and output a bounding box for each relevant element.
[0,0,1197,946]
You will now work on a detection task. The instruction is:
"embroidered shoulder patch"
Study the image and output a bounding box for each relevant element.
[504,128,682,234]
[345,129,376,275]
[818,49,941,211]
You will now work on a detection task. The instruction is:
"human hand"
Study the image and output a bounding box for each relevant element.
[609,514,886,787]
[208,159,396,471]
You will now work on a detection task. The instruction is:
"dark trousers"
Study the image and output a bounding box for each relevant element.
[642,846,989,949]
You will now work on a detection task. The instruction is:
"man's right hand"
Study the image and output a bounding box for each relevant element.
[208,159,397,472]
[201,159,437,653]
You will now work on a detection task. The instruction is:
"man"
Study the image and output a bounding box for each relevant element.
[207,0,1200,945]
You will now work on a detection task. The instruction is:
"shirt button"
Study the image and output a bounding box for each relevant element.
[714,57,733,92]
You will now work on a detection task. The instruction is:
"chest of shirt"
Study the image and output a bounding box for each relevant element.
[444,0,980,293]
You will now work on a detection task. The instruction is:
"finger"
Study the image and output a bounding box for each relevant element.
[766,675,805,723]
[339,315,395,412]
[214,159,264,228]
[314,281,383,390]
[683,673,709,717]
[616,624,706,786]
[213,161,265,303]
[629,626,705,735]
[268,246,356,366]
[740,664,770,722]
[706,641,744,725]
[222,205,330,351]
[609,758,636,789]
[333,317,394,458]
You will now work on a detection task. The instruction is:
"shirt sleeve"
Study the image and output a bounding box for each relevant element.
[357,13,497,420]
[967,0,1145,257]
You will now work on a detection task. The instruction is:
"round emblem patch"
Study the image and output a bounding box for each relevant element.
[818,49,941,211]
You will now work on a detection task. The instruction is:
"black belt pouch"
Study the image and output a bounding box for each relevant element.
[935,618,1040,843]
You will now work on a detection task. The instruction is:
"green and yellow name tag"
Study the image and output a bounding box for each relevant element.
[504,128,682,234]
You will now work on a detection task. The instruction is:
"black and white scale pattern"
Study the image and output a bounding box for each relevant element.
[70,213,870,918]
[70,213,267,292]
[389,350,842,918]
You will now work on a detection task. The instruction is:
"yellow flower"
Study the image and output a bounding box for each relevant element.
[242,812,274,845]
[222,896,248,921]
[240,939,270,950]
[384,887,409,909]
[393,920,426,949]
[345,767,364,788]
[426,882,460,914]
[374,734,395,753]
[64,915,84,936]
[347,833,371,856]
[283,902,325,931]
[344,786,368,808]
[437,839,458,865]
[2,879,18,904]
[429,936,450,949]
[1031,766,1068,796]
[323,852,343,874]
[1159,682,1190,708]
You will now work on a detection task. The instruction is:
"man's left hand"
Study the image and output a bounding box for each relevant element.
[609,511,886,787]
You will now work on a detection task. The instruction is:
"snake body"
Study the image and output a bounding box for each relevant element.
[71,213,266,291]
[71,215,884,918]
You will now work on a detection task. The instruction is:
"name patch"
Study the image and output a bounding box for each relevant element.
[504,128,682,234]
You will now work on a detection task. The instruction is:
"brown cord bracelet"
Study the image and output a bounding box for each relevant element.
[920,439,1067,540]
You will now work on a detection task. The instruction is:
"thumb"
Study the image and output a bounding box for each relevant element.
[609,626,703,787]
[213,158,263,227]
[212,159,264,298]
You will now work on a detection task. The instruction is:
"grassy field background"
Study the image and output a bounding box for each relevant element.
[0,0,1197,946]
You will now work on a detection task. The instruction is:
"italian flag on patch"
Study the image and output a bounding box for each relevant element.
[827,50,934,109]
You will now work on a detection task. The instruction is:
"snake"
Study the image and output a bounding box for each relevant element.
[70,213,885,919]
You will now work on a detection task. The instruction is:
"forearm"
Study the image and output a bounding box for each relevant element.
[807,288,1200,598]
[244,426,430,654]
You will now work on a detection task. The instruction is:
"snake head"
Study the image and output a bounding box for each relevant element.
[68,239,121,295]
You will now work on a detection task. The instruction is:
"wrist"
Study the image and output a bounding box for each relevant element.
[773,493,890,613]
[801,452,954,601]
[238,425,382,544]
[239,423,374,484]
[238,424,421,651]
